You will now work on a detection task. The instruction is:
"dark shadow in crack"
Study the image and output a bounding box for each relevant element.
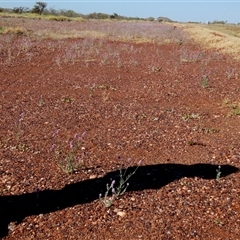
[0,163,238,238]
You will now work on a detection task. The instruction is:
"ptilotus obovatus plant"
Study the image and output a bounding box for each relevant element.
[50,130,86,174]
[15,113,24,144]
[99,158,141,208]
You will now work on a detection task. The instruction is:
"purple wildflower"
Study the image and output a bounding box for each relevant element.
[50,144,56,151]
[69,140,74,149]
[52,129,60,137]
[110,180,115,188]
[81,131,86,139]
[74,133,79,139]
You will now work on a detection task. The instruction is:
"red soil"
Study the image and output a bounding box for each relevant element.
[0,34,240,239]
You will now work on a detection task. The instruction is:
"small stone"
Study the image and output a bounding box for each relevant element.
[113,208,120,213]
[8,222,16,231]
[117,211,126,218]
[89,175,97,179]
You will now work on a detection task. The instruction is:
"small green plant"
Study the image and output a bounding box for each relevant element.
[99,180,116,208]
[204,127,219,134]
[102,90,110,102]
[214,219,223,226]
[177,39,184,46]
[50,130,86,174]
[216,165,221,181]
[62,97,74,103]
[181,180,188,186]
[222,98,230,106]
[201,74,209,88]
[38,95,44,107]
[55,58,61,67]
[182,113,200,121]
[229,102,240,116]
[88,83,117,98]
[15,113,24,144]
[226,67,235,79]
[62,96,74,103]
[99,158,141,208]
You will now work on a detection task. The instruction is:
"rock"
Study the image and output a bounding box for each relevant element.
[117,211,126,218]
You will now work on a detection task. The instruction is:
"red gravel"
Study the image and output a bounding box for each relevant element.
[0,23,240,239]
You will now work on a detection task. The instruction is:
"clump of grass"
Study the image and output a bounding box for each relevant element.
[99,158,141,208]
[15,113,24,144]
[201,74,210,88]
[45,15,72,22]
[1,26,27,36]
[231,102,240,115]
[222,97,230,106]
[88,83,117,98]
[182,113,200,121]
[50,130,86,174]
[214,219,223,226]
[204,127,219,134]
[62,96,74,103]
[225,101,240,116]
[229,102,240,116]
[38,95,44,107]
[226,67,235,79]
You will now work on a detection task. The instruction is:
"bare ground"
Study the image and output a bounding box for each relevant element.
[0,24,240,239]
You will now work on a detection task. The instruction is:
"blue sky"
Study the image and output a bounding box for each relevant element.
[1,1,240,23]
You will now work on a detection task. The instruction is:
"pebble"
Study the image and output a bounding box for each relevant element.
[117,211,126,218]
[89,175,97,179]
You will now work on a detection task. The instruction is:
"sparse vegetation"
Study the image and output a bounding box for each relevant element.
[0,8,239,240]
[99,158,141,207]
[229,102,240,116]
[50,130,86,174]
[31,2,47,15]
[182,113,200,121]
[201,74,210,88]
[183,23,240,60]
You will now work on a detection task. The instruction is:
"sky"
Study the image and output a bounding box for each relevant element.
[0,1,240,24]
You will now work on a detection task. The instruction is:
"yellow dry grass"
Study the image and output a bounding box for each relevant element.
[179,23,240,60]
[203,24,240,38]
[35,29,107,40]
[1,26,29,35]
[0,12,42,20]
[0,12,85,22]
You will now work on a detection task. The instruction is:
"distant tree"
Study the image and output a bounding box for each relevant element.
[86,12,110,19]
[44,7,59,16]
[59,9,79,17]
[13,7,29,14]
[147,17,155,22]
[110,13,119,19]
[211,20,227,24]
[31,2,47,15]
[157,17,173,22]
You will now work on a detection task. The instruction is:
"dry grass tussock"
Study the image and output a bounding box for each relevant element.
[0,12,85,22]
[180,23,240,60]
[0,26,29,36]
[203,23,240,38]
[34,29,107,40]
